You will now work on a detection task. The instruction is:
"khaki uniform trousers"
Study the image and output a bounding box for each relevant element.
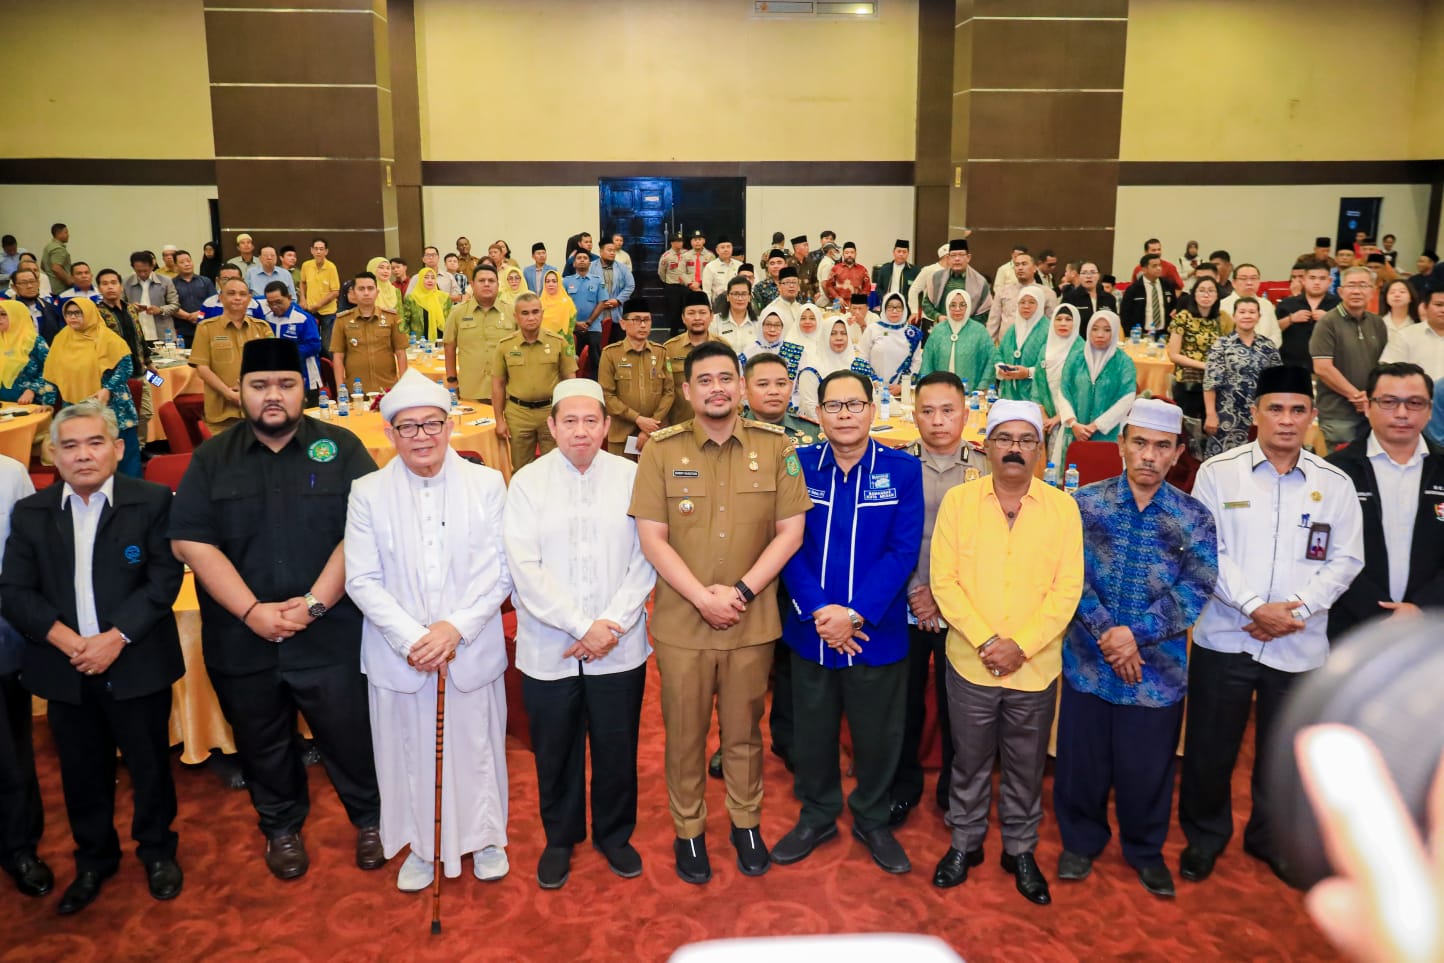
[505,400,555,470]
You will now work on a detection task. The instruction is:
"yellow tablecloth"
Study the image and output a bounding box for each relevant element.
[0,404,52,466]
[1121,341,1174,398]
[147,361,200,443]
[307,401,513,482]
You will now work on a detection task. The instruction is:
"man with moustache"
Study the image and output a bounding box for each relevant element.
[662,290,725,425]
[599,299,672,459]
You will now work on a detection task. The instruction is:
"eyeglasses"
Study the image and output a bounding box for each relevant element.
[1341,282,1374,289]
[821,399,869,414]
[989,434,1040,451]
[1370,396,1430,412]
[393,419,447,438]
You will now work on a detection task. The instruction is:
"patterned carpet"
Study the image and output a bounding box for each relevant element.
[2,660,1339,962]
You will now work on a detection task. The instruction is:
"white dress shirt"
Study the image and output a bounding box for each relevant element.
[1192,442,1364,672]
[885,261,908,296]
[711,311,757,353]
[63,476,115,638]
[701,257,741,303]
[1365,433,1427,601]
[503,448,656,681]
[1379,322,1444,380]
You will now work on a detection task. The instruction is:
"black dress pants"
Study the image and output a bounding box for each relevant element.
[0,671,43,869]
[891,624,953,809]
[211,662,380,838]
[46,675,176,874]
[523,663,646,851]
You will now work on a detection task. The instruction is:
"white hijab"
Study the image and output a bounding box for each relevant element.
[1084,309,1123,382]
[1014,284,1048,345]
[785,302,826,356]
[804,319,858,378]
[1043,303,1081,376]
[943,287,971,325]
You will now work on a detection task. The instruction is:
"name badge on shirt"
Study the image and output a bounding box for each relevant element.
[1305,522,1331,561]
[1223,500,1250,509]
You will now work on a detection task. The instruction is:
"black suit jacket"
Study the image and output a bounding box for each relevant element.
[871,262,920,304]
[1061,286,1117,332]
[0,475,184,704]
[1325,436,1444,640]
[1119,276,1178,332]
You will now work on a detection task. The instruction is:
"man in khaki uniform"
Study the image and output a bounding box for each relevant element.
[331,272,407,393]
[491,292,577,470]
[658,232,687,335]
[445,263,514,400]
[663,290,725,425]
[598,298,673,458]
[629,340,810,885]
[679,229,715,296]
[191,276,275,433]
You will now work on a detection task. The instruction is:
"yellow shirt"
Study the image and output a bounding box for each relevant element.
[929,474,1083,692]
[300,259,341,317]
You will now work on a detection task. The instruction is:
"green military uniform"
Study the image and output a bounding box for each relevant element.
[628,417,813,838]
[662,332,724,425]
[740,405,818,446]
[598,339,674,458]
[492,328,577,470]
[444,296,515,400]
[329,307,406,393]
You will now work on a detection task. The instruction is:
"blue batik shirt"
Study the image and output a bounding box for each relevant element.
[1066,475,1219,707]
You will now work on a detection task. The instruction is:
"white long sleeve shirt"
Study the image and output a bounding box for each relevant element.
[1192,442,1364,672]
[503,448,656,681]
[63,476,114,638]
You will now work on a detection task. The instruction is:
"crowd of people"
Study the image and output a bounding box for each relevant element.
[0,221,1440,944]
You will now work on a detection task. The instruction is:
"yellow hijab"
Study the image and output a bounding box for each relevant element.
[0,301,39,389]
[408,267,450,341]
[367,256,399,312]
[44,298,132,403]
[537,268,575,339]
[499,265,529,306]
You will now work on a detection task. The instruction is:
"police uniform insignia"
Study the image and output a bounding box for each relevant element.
[679,498,695,515]
[308,439,338,463]
[965,467,980,482]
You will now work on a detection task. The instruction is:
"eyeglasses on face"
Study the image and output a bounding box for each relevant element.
[393,419,447,438]
[821,399,869,414]
[1370,396,1429,412]
[989,434,1039,451]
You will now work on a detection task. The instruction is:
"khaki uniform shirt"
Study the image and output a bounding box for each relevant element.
[629,418,812,649]
[444,297,514,399]
[598,340,675,444]
[662,332,724,425]
[492,329,577,404]
[906,440,990,593]
[679,249,715,288]
[658,250,686,285]
[190,314,274,424]
[330,307,406,393]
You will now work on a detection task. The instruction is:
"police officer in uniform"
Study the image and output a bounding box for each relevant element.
[680,230,716,300]
[446,263,515,402]
[170,339,384,882]
[191,275,275,435]
[598,298,674,458]
[491,291,577,470]
[330,270,407,393]
[663,290,725,425]
[658,232,687,335]
[629,340,811,884]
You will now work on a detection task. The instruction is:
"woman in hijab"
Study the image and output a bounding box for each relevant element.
[537,268,577,352]
[498,265,529,319]
[859,291,924,395]
[795,317,861,420]
[918,288,996,392]
[1037,303,1082,461]
[199,242,223,283]
[995,284,1051,402]
[0,302,57,406]
[402,267,450,342]
[367,256,401,313]
[44,298,141,476]
[1054,309,1136,466]
[739,311,788,371]
[785,302,826,357]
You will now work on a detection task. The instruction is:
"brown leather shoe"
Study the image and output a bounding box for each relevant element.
[356,826,385,870]
[265,833,309,880]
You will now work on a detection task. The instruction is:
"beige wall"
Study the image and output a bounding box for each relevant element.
[6,0,214,159]
[415,0,918,162]
[1121,0,1428,161]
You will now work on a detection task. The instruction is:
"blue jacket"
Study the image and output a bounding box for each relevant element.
[563,273,606,333]
[523,263,553,293]
[263,305,323,389]
[782,439,923,668]
[589,259,635,326]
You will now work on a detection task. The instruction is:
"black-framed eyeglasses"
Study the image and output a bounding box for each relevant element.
[393,419,447,438]
[990,434,1040,451]
[821,399,869,414]
[1370,396,1430,412]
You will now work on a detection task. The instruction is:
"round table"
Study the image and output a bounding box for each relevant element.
[147,360,200,443]
[1121,341,1173,398]
[0,404,53,466]
[308,401,514,481]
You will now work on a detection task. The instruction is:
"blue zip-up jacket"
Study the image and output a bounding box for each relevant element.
[782,438,923,668]
[589,259,635,326]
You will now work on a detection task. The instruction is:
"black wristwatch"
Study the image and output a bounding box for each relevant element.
[304,593,328,619]
[734,580,755,603]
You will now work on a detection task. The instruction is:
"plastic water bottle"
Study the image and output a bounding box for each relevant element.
[969,391,981,413]
[336,383,350,417]
[1064,463,1080,495]
[449,387,461,414]
[879,387,892,423]
[985,384,998,406]
[164,333,176,358]
[960,380,968,396]
[1130,324,1142,344]
[352,378,364,402]
[318,389,332,420]
[423,339,434,358]
[175,333,186,353]
[901,373,914,407]
[1044,461,1059,487]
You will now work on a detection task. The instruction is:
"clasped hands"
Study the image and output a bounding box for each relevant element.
[407,620,464,674]
[244,598,316,643]
[980,636,1024,677]
[813,604,867,657]
[64,629,126,676]
[695,584,747,630]
[1242,601,1307,642]
[563,619,623,664]
[1097,625,1143,684]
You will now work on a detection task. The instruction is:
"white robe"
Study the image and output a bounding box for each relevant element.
[345,450,513,877]
[858,320,921,386]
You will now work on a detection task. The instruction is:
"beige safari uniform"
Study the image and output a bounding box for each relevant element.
[597,340,674,457]
[330,307,406,393]
[189,314,274,433]
[444,297,515,400]
[657,249,686,285]
[628,417,812,837]
[661,332,725,425]
[679,248,716,289]
[492,329,577,470]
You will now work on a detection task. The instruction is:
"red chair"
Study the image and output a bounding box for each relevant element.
[157,402,194,453]
[28,466,57,489]
[318,356,337,399]
[173,393,208,448]
[455,449,485,466]
[1064,439,1124,486]
[126,377,144,414]
[143,452,192,492]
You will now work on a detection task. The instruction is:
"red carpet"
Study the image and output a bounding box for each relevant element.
[2,661,1339,962]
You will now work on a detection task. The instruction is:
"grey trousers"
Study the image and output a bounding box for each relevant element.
[944,664,1057,855]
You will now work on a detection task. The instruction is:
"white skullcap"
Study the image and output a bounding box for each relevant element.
[1125,397,1182,435]
[984,399,1044,442]
[235,233,253,243]
[937,243,949,258]
[552,378,605,408]
[380,368,451,422]
[161,243,177,252]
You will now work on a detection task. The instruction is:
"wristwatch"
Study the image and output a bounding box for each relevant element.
[845,608,864,631]
[734,580,756,603]
[118,630,133,646]
[304,593,328,619]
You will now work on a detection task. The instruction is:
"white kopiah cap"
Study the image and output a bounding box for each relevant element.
[380,368,452,422]
[984,399,1044,442]
[1125,397,1183,435]
[552,378,605,408]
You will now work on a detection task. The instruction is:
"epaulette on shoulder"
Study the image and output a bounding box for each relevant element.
[744,419,786,435]
[651,423,688,442]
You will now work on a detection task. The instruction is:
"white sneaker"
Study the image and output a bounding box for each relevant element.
[474,845,509,881]
[396,851,434,892]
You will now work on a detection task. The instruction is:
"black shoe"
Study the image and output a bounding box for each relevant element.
[1000,851,1051,905]
[1138,863,1175,897]
[57,868,113,915]
[1057,849,1093,881]
[537,845,572,890]
[264,833,309,880]
[594,842,642,879]
[674,834,711,885]
[730,825,770,877]
[932,846,983,888]
[1242,840,1289,883]
[887,797,919,828]
[1178,845,1217,883]
[298,738,322,767]
[146,859,183,900]
[707,749,723,780]
[852,826,911,874]
[205,751,247,790]
[6,854,53,897]
[770,822,838,865]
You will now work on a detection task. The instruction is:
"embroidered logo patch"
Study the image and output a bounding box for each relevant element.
[870,473,892,489]
[124,545,142,564]
[307,439,338,463]
[785,451,801,476]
